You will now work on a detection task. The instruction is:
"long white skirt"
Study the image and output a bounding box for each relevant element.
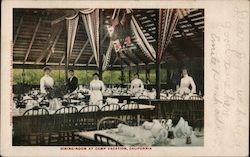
[89,90,103,106]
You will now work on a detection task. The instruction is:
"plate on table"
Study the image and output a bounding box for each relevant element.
[118,137,143,146]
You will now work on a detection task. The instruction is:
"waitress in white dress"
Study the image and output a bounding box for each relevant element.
[130,73,144,96]
[89,73,105,106]
[40,66,54,94]
[176,68,196,96]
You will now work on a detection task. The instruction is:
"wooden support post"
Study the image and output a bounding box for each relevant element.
[22,68,25,84]
[86,65,88,85]
[110,65,113,86]
[74,40,89,64]
[136,65,139,74]
[128,67,132,83]
[119,56,124,85]
[24,17,42,64]
[14,16,23,46]
[155,59,161,99]
[99,9,103,80]
[121,69,125,85]
[65,21,68,81]
[146,64,150,84]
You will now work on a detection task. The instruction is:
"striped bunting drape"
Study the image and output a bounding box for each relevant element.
[102,41,113,70]
[65,9,190,69]
[130,13,156,62]
[81,9,100,67]
[80,9,114,70]
[102,9,118,71]
[158,9,190,60]
[66,14,79,66]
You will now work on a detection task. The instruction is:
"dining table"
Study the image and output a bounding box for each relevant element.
[12,100,155,146]
[83,93,132,103]
[76,126,204,146]
[130,97,204,124]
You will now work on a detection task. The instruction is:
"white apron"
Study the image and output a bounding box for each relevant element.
[89,80,105,106]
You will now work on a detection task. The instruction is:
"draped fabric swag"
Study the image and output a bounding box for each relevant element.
[81,9,100,67]
[102,9,119,71]
[158,9,190,61]
[130,9,156,62]
[65,9,191,69]
[66,14,79,66]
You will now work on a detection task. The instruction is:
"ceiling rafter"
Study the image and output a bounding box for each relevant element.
[132,49,149,64]
[174,25,203,58]
[13,9,204,68]
[87,54,94,65]
[23,17,42,64]
[35,23,63,64]
[166,44,183,61]
[45,26,63,64]
[121,50,138,65]
[13,16,24,46]
[74,40,89,64]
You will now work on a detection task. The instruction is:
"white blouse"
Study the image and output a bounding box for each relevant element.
[90,80,105,92]
[40,75,54,94]
[179,75,196,94]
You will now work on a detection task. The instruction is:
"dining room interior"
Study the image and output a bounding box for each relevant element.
[12,8,204,146]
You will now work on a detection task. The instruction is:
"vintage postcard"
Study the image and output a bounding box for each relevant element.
[1,0,249,157]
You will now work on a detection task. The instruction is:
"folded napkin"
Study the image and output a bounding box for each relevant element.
[77,93,85,99]
[142,120,165,138]
[79,88,90,94]
[117,123,135,137]
[142,121,154,130]
[152,128,170,146]
[172,117,192,138]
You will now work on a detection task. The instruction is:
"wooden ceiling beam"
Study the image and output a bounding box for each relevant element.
[166,44,183,61]
[13,63,125,70]
[13,16,24,46]
[60,55,65,64]
[36,23,63,64]
[175,24,203,57]
[121,50,138,65]
[23,17,42,64]
[111,56,119,66]
[173,38,203,58]
[74,31,109,65]
[87,54,94,65]
[132,49,148,64]
[74,40,89,64]
[45,26,63,64]
[51,15,66,25]
[183,16,202,35]
[117,53,130,67]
